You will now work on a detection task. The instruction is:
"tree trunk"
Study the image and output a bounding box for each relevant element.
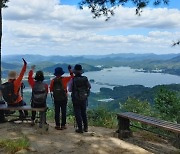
[0,8,2,84]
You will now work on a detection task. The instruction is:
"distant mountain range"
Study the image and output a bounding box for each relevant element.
[2,53,179,63]
[2,53,180,77]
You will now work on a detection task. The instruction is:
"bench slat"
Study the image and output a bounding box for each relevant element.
[118,112,180,128]
[121,112,180,129]
[117,112,180,134]
[118,112,180,131]
[0,104,47,112]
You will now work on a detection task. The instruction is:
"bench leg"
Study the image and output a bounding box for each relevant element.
[118,117,132,139]
[173,133,180,149]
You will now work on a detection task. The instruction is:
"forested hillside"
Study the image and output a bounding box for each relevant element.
[89,84,180,110]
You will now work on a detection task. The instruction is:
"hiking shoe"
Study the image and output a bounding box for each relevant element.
[75,129,83,133]
[60,126,67,130]
[84,128,88,132]
[55,126,61,130]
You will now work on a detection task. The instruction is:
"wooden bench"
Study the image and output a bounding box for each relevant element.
[0,104,48,130]
[117,112,180,148]
[0,104,47,112]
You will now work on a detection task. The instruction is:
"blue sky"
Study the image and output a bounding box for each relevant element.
[2,0,180,55]
[60,0,180,9]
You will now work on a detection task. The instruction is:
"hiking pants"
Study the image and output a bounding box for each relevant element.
[73,100,88,130]
[31,104,46,125]
[54,100,67,127]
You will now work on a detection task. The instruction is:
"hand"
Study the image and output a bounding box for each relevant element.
[31,65,36,70]
[68,65,71,70]
[22,58,27,65]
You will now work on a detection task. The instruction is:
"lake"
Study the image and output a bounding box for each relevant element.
[84,67,180,92]
[23,67,180,93]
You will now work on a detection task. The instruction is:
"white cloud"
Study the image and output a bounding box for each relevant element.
[2,0,180,55]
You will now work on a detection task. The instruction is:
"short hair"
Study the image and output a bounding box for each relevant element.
[34,71,44,81]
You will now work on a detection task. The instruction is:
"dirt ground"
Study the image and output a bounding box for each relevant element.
[0,121,179,154]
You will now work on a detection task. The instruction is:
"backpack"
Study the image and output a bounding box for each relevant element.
[1,81,18,104]
[52,78,67,101]
[72,76,90,101]
[31,81,47,106]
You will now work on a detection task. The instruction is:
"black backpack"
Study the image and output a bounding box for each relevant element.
[31,81,47,106]
[52,78,67,101]
[72,76,90,101]
[1,81,18,104]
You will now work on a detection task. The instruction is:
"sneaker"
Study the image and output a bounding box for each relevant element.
[84,128,88,132]
[60,126,67,130]
[75,129,83,133]
[55,126,61,130]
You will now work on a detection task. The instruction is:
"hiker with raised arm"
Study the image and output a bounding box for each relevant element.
[1,58,28,119]
[68,64,91,133]
[50,65,73,130]
[28,65,48,127]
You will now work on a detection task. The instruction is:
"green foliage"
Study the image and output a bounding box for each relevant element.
[87,107,117,128]
[46,108,55,120]
[89,84,180,110]
[154,87,180,123]
[47,102,117,128]
[120,97,152,116]
[0,136,29,154]
[79,0,169,20]
[1,0,9,8]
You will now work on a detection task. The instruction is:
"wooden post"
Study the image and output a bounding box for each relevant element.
[173,133,180,149]
[117,116,132,139]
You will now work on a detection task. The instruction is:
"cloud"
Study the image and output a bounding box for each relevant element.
[2,0,180,55]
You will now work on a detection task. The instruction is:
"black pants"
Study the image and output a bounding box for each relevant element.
[0,101,5,122]
[8,100,28,117]
[54,100,67,127]
[0,110,5,122]
[31,104,46,125]
[73,100,88,130]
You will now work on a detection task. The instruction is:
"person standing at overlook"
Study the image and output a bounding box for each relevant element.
[28,65,48,127]
[50,66,73,130]
[68,64,91,133]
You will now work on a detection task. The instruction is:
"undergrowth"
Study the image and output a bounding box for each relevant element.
[0,136,29,154]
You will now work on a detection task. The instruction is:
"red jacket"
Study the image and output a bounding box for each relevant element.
[8,63,26,104]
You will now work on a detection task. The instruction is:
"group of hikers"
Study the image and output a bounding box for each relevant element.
[0,58,91,133]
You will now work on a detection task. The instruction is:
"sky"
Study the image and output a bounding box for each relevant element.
[2,0,180,56]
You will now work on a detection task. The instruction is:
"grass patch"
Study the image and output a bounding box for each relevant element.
[0,136,29,154]
[47,106,118,128]
[46,108,55,121]
[87,107,117,128]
